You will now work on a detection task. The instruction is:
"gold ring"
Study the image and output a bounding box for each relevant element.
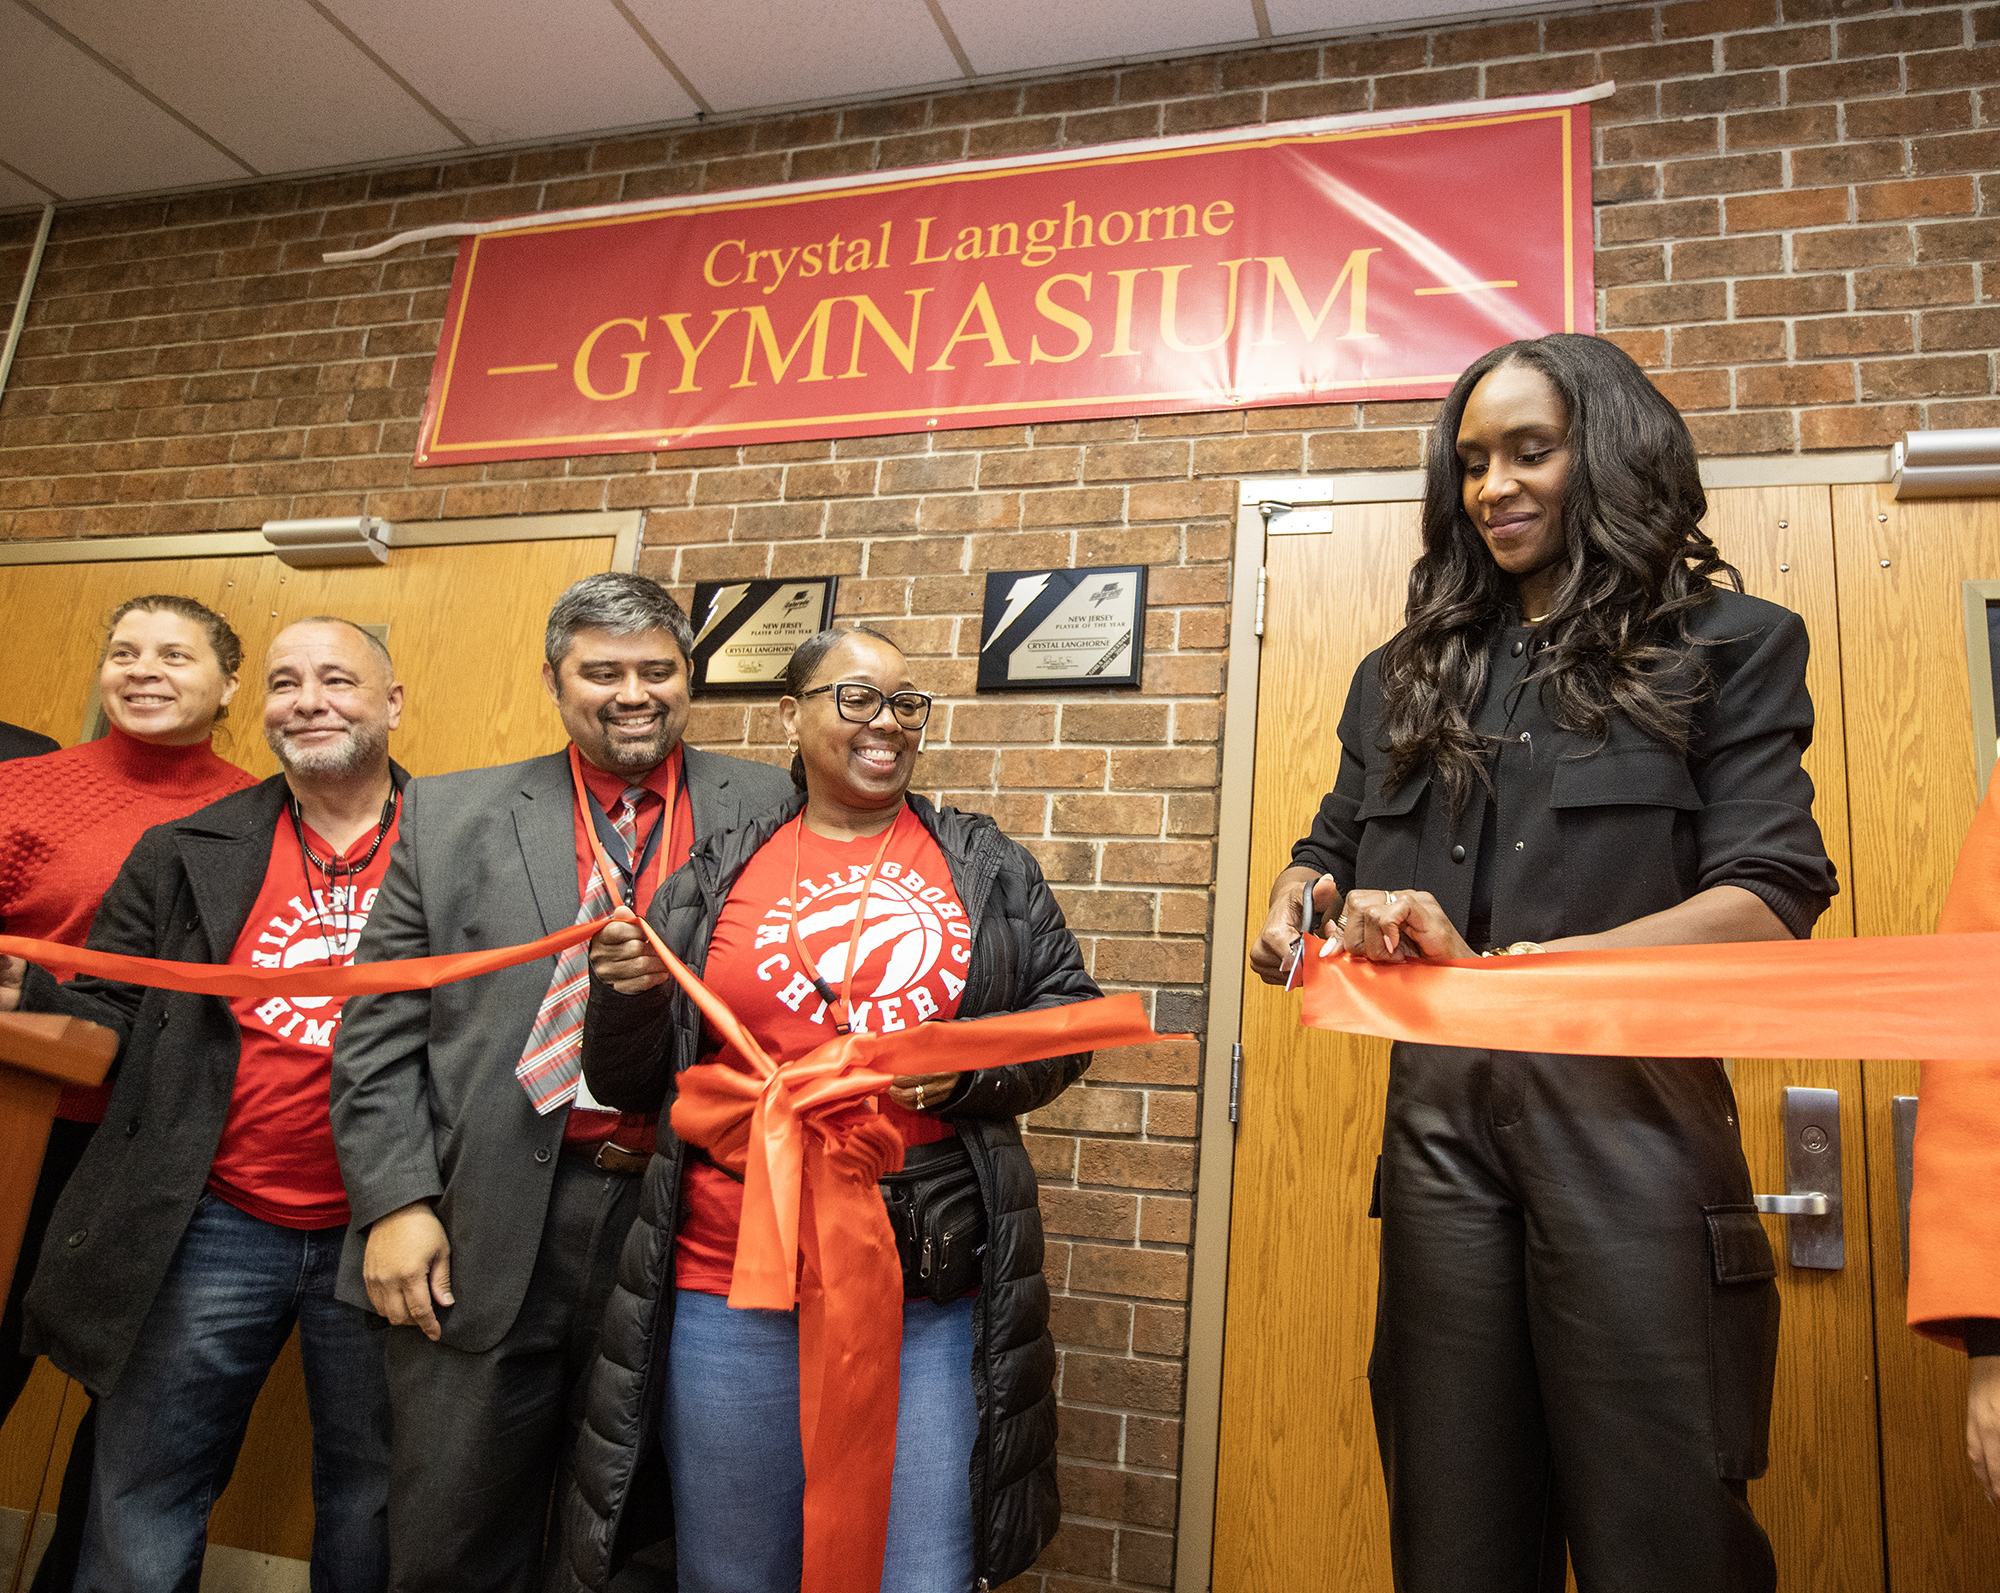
[1384,892,1396,908]
[915,1082,926,1109]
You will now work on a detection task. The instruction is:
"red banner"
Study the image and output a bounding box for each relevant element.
[412,92,1598,465]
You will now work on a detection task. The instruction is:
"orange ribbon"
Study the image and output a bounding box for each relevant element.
[630,911,1157,1593]
[0,918,604,999]
[1299,927,2000,1059]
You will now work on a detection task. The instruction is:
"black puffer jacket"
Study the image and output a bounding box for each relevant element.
[560,792,1098,1592]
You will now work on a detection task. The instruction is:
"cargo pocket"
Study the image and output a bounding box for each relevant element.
[1704,1204,1780,1479]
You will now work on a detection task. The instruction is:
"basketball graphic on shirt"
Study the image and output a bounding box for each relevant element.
[800,872,946,996]
[242,886,379,1045]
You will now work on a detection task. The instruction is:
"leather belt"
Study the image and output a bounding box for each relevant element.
[564,1140,650,1175]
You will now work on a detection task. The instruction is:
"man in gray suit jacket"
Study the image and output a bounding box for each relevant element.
[330,573,791,1592]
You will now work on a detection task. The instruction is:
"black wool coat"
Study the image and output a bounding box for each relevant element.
[557,792,1098,1593]
[18,769,408,1396]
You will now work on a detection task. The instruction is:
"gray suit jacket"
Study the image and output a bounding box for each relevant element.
[329,744,792,1351]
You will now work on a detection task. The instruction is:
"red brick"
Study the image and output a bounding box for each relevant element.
[1798,404,1918,451]
[1837,12,1964,57]
[1913,131,2000,179]
[1079,441,1187,482]
[1859,356,1989,402]
[1053,795,1163,835]
[1661,71,1779,116]
[1736,362,1856,408]
[1066,1244,1187,1302]
[1665,0,1776,33]
[1000,748,1105,788]
[1848,93,1976,142]
[1793,314,1912,359]
[1031,1088,1144,1136]
[1855,264,1977,311]
[1684,410,1795,455]
[1599,198,1720,245]
[1648,369,1730,411]
[1922,308,2000,353]
[1605,281,1728,328]
[1723,24,1831,70]
[1791,140,1908,188]
[1906,44,2000,94]
[1054,889,1154,933]
[1669,234,1782,281]
[1855,177,1978,223]
[1601,119,1720,164]
[914,492,1018,533]
[1090,1039,1200,1087]
[1305,430,1422,471]
[1916,218,2000,264]
[1792,226,1913,271]
[1267,81,1370,121]
[1785,56,1902,107]
[1048,1294,1132,1351]
[1729,275,1846,319]
[1077,1139,1192,1191]
[1143,1097,1198,1144]
[1663,151,1784,198]
[1373,67,1478,111]
[1724,187,1848,234]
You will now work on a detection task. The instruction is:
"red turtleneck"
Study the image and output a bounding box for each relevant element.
[0,723,255,1119]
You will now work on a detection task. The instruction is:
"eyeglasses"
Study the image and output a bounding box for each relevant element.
[798,682,933,730]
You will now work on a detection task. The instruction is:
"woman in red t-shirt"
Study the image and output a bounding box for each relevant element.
[0,594,251,1591]
[570,626,1098,1593]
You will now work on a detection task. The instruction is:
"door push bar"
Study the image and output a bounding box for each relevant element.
[1751,1086,1844,1270]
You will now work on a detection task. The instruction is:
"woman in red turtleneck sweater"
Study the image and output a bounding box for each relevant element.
[0,593,252,1593]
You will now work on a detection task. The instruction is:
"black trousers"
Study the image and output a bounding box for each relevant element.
[1368,1046,1779,1593]
[382,1155,642,1593]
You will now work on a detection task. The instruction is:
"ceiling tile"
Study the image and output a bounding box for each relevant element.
[623,0,961,115]
[1264,0,1521,41]
[0,3,246,200]
[325,0,698,146]
[941,0,1255,78]
[36,0,465,176]
[0,166,55,211]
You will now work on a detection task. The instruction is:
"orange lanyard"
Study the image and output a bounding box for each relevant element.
[568,743,677,917]
[786,807,903,1035]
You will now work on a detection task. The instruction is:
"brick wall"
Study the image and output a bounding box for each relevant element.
[2,1,1996,1585]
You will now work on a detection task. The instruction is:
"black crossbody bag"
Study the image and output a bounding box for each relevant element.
[878,1136,987,1303]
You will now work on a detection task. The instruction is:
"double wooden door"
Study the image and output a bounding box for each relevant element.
[1212,483,2000,1590]
[0,535,615,1587]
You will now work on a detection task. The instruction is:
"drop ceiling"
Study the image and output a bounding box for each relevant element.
[1,0,1551,216]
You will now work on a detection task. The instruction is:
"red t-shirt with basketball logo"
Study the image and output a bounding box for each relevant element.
[676,805,970,1294]
[208,800,401,1229]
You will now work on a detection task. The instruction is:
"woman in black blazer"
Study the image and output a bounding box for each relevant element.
[1251,334,1837,1593]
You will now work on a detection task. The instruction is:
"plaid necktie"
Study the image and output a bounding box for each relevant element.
[516,785,644,1114]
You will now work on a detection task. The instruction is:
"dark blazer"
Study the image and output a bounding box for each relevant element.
[1289,589,1838,943]
[329,745,793,1352]
[559,793,1098,1592]
[0,721,59,761]
[18,770,407,1395]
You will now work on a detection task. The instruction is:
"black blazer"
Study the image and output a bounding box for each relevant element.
[1290,588,1838,944]
[19,770,406,1395]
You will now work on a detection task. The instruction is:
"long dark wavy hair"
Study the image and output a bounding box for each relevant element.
[1379,333,1741,812]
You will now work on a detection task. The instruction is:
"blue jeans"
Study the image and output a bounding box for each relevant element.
[663,1290,978,1593]
[77,1194,390,1593]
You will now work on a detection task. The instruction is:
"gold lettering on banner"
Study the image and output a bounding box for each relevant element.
[1030,273,1093,364]
[660,309,741,393]
[843,290,933,378]
[760,247,804,294]
[1023,218,1059,269]
[926,283,1019,370]
[912,218,951,265]
[1061,201,1094,253]
[1157,259,1250,353]
[1103,269,1145,358]
[573,317,650,401]
[1099,210,1134,248]
[953,226,985,262]
[734,300,841,388]
[704,240,747,287]
[1202,200,1235,235]
[844,237,875,272]
[1258,250,1383,343]
[876,220,893,269]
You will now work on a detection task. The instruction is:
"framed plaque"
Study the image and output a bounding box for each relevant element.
[689,578,838,693]
[976,565,1146,693]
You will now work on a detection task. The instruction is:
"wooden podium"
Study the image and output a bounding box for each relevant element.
[0,1013,116,1303]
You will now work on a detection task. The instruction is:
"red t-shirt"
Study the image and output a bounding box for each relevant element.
[209,797,401,1229]
[677,805,970,1294]
[564,746,694,1149]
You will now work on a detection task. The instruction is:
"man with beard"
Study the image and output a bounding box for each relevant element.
[0,617,405,1591]
[330,573,791,1591]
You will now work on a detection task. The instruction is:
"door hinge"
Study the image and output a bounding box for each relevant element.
[1229,1042,1242,1125]
[1253,568,1267,637]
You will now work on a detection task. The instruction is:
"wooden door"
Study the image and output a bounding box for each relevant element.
[1833,481,2000,1593]
[1212,490,1883,1591]
[0,535,616,1579]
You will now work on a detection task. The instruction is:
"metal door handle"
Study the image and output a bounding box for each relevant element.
[1750,1086,1844,1269]
[1754,1193,1830,1216]
[1892,1095,1919,1278]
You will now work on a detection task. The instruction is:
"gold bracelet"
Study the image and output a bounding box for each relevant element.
[1481,941,1546,957]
